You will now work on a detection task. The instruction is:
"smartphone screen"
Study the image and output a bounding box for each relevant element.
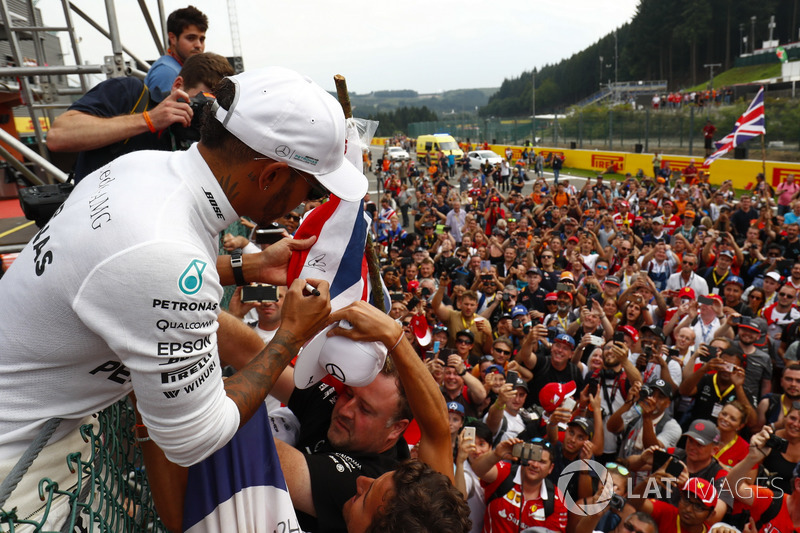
[506,371,519,384]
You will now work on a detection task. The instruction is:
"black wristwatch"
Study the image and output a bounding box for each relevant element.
[231,249,246,286]
[458,366,468,377]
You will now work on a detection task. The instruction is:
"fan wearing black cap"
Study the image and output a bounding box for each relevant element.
[712,316,774,411]
[519,266,549,315]
[607,378,682,461]
[679,339,755,426]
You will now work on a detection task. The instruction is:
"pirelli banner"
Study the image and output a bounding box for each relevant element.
[491,144,800,190]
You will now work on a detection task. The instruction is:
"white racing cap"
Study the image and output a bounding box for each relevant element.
[211,66,367,202]
[294,321,388,389]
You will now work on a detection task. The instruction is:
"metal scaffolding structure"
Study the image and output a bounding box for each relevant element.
[0,0,166,183]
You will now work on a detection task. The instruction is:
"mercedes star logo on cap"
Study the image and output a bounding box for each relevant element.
[275,145,291,157]
[325,363,346,382]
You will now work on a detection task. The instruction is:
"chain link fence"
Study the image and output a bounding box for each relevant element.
[0,399,168,533]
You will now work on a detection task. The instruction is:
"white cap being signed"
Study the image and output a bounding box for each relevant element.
[293,321,388,389]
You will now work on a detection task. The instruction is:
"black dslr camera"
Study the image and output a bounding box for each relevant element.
[638,385,653,401]
[171,92,216,149]
[765,434,789,454]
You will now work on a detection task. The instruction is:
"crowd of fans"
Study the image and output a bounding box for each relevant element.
[341,145,800,533]
[225,140,800,532]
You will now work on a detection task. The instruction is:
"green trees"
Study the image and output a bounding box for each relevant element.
[481,0,794,117]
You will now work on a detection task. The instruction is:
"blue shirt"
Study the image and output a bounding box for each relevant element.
[143,54,181,102]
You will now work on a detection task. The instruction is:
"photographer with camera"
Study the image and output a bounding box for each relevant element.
[47,52,233,181]
[679,340,755,427]
[471,437,568,532]
[607,379,682,461]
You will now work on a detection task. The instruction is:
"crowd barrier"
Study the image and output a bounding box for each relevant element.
[373,137,800,190]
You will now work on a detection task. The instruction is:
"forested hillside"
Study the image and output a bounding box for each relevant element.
[482,0,798,117]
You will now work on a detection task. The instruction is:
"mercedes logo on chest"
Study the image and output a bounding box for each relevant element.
[275,145,291,158]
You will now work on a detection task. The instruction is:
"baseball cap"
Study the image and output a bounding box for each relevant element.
[719,250,734,259]
[649,378,673,399]
[641,325,665,342]
[736,316,761,334]
[447,401,466,417]
[566,235,579,244]
[511,305,528,318]
[211,66,367,202]
[512,377,528,392]
[557,290,574,301]
[407,280,420,292]
[410,314,431,347]
[652,216,665,225]
[604,276,621,287]
[725,275,744,287]
[538,381,578,412]
[555,333,576,348]
[568,417,594,438]
[527,266,542,276]
[545,292,558,302]
[765,271,782,282]
[619,325,639,343]
[683,478,718,508]
[456,329,475,343]
[484,364,505,376]
[685,210,696,218]
[560,271,575,281]
[683,419,720,446]
[678,287,696,299]
[294,320,387,389]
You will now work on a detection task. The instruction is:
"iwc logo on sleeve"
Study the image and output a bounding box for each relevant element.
[178,259,207,295]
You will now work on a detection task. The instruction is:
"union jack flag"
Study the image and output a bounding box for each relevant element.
[703,87,765,167]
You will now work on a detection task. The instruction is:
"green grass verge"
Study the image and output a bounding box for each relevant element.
[683,63,782,92]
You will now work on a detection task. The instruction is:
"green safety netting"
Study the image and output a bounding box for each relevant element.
[0,399,167,533]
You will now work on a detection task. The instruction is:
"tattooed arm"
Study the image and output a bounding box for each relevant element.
[223,278,330,428]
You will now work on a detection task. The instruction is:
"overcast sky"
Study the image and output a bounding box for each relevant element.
[41,0,640,94]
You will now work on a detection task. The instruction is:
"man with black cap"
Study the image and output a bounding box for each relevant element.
[607,378,682,461]
[716,316,773,409]
[638,325,681,393]
[545,413,600,503]
[659,418,732,513]
[679,338,755,424]
[519,266,548,315]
